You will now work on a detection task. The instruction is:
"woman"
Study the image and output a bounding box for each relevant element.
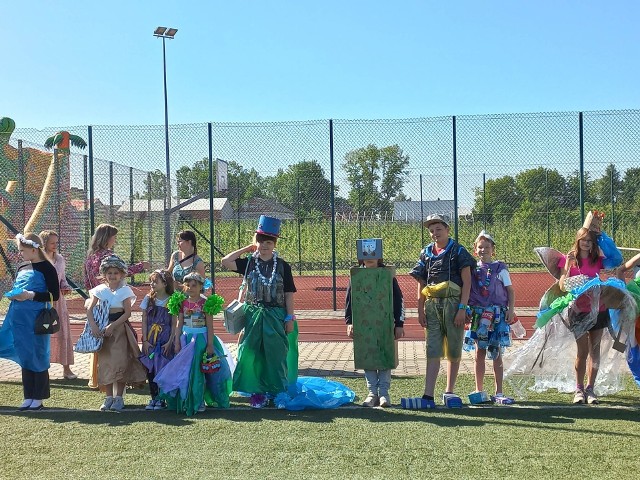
[0,233,60,410]
[167,230,206,290]
[40,230,75,379]
[84,223,149,389]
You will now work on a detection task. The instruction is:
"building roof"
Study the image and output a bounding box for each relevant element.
[118,197,230,213]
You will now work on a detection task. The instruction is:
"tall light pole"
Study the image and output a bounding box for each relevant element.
[154,26,178,262]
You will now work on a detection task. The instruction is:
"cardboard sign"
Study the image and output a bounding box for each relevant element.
[356,238,383,261]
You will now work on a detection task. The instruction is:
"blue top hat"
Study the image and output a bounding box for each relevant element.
[255,215,282,238]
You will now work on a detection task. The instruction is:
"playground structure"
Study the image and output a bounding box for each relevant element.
[0,117,87,291]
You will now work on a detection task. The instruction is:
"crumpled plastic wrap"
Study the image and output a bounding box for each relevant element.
[274,376,355,410]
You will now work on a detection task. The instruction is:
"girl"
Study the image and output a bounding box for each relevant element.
[139,269,176,410]
[221,215,298,409]
[466,230,516,404]
[167,230,206,290]
[86,255,147,411]
[0,233,60,411]
[84,223,148,389]
[154,272,232,416]
[345,257,404,408]
[558,227,610,405]
[40,230,76,379]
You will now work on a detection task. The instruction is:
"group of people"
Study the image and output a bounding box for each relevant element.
[1,210,639,413]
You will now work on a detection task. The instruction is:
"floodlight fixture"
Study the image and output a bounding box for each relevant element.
[154,26,168,36]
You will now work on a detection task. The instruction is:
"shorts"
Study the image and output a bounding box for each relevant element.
[424,296,464,361]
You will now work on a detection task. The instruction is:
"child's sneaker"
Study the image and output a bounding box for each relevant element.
[379,396,391,408]
[584,386,599,405]
[442,393,463,408]
[250,393,269,409]
[145,399,157,411]
[362,394,379,407]
[198,403,206,413]
[573,388,585,404]
[99,396,114,412]
[154,400,167,410]
[468,391,491,405]
[110,396,125,412]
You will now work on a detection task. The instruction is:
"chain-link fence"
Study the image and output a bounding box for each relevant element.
[2,110,640,307]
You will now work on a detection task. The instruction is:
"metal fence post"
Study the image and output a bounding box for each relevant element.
[329,119,337,311]
[83,154,89,244]
[296,174,302,275]
[54,148,61,240]
[18,140,26,229]
[109,161,114,224]
[546,169,550,247]
[129,166,134,264]
[147,171,152,267]
[452,115,459,241]
[482,173,486,231]
[419,173,424,247]
[611,167,616,241]
[579,112,585,223]
[88,126,95,235]
[208,122,216,286]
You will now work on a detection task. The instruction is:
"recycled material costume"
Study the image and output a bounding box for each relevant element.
[622,275,640,388]
[232,252,299,396]
[465,260,513,358]
[0,260,60,401]
[504,232,636,397]
[89,283,148,388]
[154,292,233,415]
[138,295,174,398]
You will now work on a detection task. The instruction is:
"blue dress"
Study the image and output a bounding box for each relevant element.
[0,265,50,372]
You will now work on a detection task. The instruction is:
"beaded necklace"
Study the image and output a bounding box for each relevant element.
[475,264,492,297]
[253,251,278,287]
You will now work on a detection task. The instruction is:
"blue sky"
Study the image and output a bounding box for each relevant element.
[3,0,639,129]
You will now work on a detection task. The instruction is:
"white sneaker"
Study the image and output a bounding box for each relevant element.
[100,396,114,411]
[145,399,157,411]
[154,400,167,410]
[110,396,125,412]
[379,396,391,408]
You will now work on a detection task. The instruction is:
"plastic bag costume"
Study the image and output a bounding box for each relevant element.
[0,264,50,372]
[504,234,636,398]
[138,298,174,376]
[154,294,233,415]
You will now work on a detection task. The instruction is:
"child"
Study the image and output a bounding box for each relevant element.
[345,257,404,408]
[221,215,298,408]
[154,272,232,416]
[86,255,147,411]
[0,233,60,411]
[409,214,475,408]
[139,269,176,410]
[466,230,516,404]
[558,227,613,404]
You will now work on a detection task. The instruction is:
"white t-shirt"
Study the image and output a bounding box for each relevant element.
[89,284,135,308]
[140,295,169,310]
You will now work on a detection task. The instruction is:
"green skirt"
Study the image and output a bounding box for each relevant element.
[233,304,299,395]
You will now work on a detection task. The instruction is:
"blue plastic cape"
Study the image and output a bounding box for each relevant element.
[274,376,355,410]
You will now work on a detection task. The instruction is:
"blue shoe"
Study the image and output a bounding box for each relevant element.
[442,393,463,408]
[400,397,436,409]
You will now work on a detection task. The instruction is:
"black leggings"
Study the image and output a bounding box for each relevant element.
[22,369,50,400]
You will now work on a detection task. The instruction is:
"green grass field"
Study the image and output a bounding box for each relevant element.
[1,376,639,480]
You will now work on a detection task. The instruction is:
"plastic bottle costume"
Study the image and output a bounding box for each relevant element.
[154,292,233,415]
[465,261,512,359]
[504,230,636,397]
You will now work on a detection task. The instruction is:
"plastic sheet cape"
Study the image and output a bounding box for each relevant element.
[504,278,637,399]
[273,377,356,411]
[622,278,640,388]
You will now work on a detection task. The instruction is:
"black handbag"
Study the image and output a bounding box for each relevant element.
[34,293,60,335]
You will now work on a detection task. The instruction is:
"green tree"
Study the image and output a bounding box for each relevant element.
[343,144,409,215]
[590,164,622,206]
[136,169,166,199]
[176,158,210,199]
[264,160,334,216]
[619,167,640,208]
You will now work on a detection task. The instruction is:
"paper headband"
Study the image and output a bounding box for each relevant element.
[100,254,128,273]
[475,230,496,245]
[183,272,206,284]
[16,233,41,249]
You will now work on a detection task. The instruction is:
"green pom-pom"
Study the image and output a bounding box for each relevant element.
[167,291,187,316]
[203,294,225,316]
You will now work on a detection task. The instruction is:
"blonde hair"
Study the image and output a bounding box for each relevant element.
[16,232,48,262]
[39,230,59,260]
[87,223,118,256]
